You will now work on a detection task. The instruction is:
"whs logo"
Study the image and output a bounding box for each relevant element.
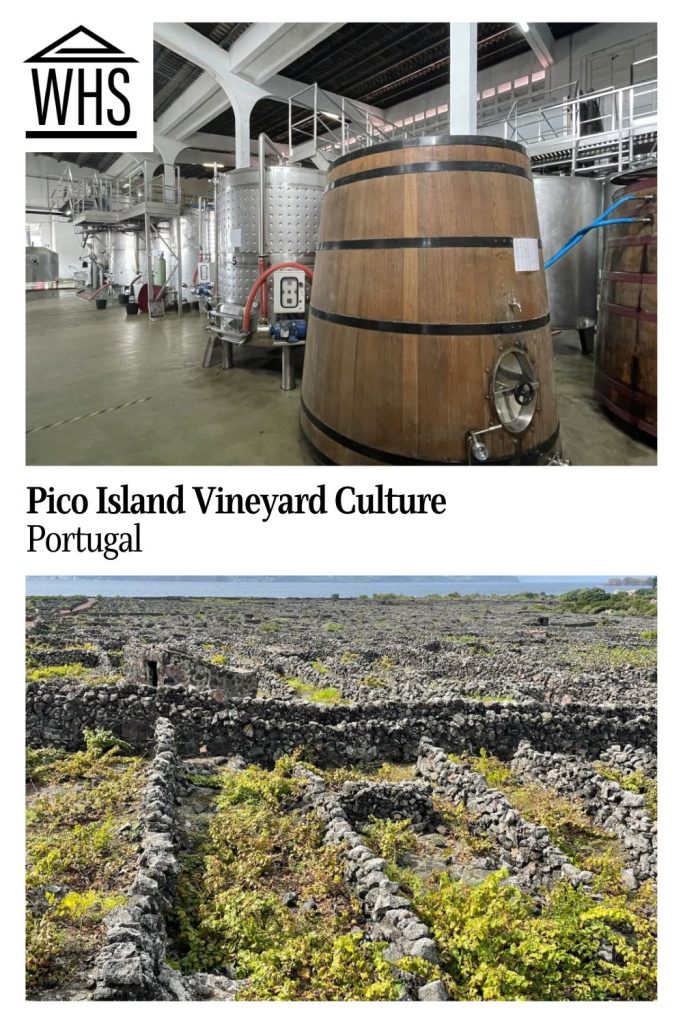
[24,24,151,148]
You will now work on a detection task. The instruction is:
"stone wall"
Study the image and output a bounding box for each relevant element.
[296,767,446,1000]
[511,742,657,884]
[90,718,184,1000]
[415,739,591,891]
[337,781,435,831]
[26,683,656,765]
[598,744,657,779]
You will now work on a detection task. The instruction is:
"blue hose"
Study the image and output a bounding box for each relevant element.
[543,193,642,270]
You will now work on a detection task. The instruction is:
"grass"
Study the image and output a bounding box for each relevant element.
[567,644,657,670]
[322,762,416,787]
[323,623,344,632]
[310,660,330,674]
[26,663,124,686]
[286,678,344,705]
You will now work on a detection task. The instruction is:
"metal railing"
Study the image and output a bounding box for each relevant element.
[503,74,657,173]
[287,83,412,161]
[70,162,182,220]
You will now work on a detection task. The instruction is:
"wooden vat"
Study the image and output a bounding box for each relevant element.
[300,135,560,464]
[595,169,657,438]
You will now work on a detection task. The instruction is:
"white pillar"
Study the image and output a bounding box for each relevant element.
[231,95,256,169]
[449,23,478,135]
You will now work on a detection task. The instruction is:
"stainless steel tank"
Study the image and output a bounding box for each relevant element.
[179,203,214,298]
[109,231,139,286]
[533,176,603,337]
[216,165,325,307]
[25,246,59,288]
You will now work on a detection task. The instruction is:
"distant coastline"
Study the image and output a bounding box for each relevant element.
[25,576,653,599]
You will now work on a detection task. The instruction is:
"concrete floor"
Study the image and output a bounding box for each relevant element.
[27,291,656,466]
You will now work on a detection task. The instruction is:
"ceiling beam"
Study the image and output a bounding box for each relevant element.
[153,23,384,145]
[227,22,343,85]
[519,22,555,68]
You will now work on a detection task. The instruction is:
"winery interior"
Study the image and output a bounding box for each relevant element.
[25,22,657,466]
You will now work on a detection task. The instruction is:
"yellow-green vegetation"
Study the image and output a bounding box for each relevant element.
[258,621,281,633]
[27,662,89,681]
[167,757,425,999]
[360,674,387,688]
[415,870,656,1000]
[340,651,359,665]
[209,654,228,665]
[26,738,145,996]
[363,817,417,861]
[360,805,656,999]
[431,795,498,859]
[567,645,657,670]
[593,764,657,819]
[464,694,513,704]
[323,622,344,632]
[286,678,344,704]
[442,635,491,654]
[310,660,330,673]
[322,762,416,787]
[26,663,124,686]
[457,750,622,866]
[640,629,657,641]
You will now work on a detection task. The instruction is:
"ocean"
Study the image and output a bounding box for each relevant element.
[25,576,653,599]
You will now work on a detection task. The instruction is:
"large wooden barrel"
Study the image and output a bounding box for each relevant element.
[595,168,657,438]
[300,135,560,464]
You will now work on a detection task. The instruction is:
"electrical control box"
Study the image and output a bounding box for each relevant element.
[197,261,216,285]
[273,269,306,314]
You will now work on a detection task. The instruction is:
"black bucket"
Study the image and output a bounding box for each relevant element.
[95,298,107,310]
[126,302,139,315]
[118,292,128,305]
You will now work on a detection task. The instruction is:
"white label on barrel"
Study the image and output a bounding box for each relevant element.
[513,238,540,272]
[230,228,242,248]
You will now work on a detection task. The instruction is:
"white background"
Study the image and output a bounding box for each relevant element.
[3,1,680,1019]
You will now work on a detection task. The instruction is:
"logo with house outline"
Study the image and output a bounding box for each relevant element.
[25,25,145,144]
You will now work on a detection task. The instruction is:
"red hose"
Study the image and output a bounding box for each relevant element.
[241,262,313,333]
[257,256,268,318]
